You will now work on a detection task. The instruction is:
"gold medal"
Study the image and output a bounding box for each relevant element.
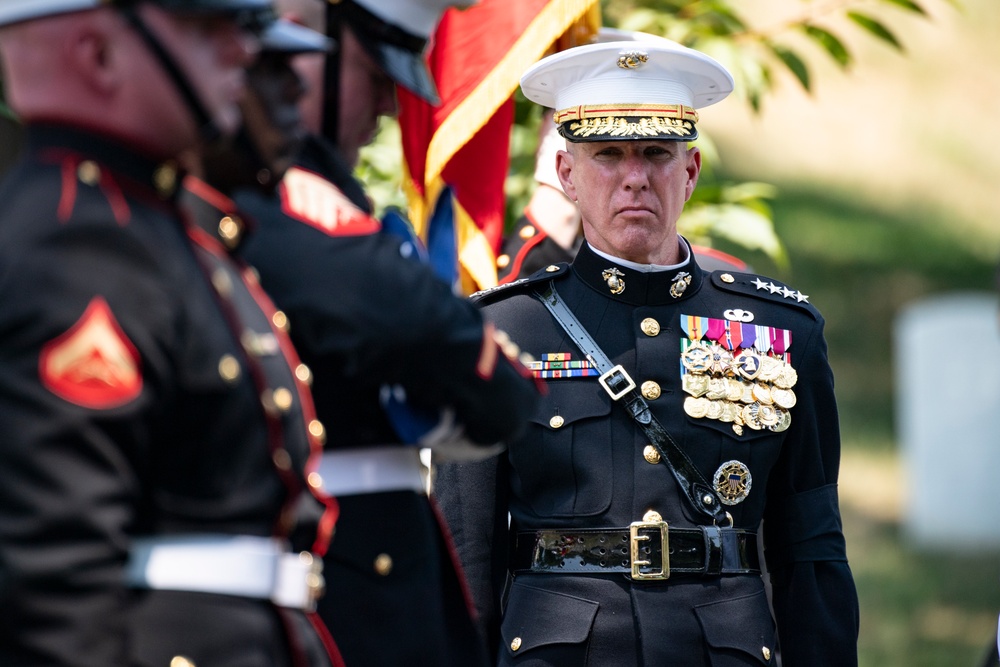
[681,342,712,374]
[771,387,796,409]
[756,403,779,427]
[773,365,798,389]
[682,373,709,397]
[733,349,762,380]
[771,408,792,432]
[706,377,728,400]
[740,381,754,404]
[741,403,763,430]
[684,396,710,419]
[713,460,752,505]
[725,378,744,402]
[719,401,739,423]
[707,344,733,376]
[751,382,773,405]
[706,400,724,421]
[759,355,782,382]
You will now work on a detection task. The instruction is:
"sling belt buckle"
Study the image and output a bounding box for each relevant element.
[629,514,670,580]
[598,364,636,401]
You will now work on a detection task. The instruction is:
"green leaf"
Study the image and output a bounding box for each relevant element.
[847,12,904,51]
[880,0,927,15]
[770,44,811,92]
[679,203,789,268]
[802,25,852,68]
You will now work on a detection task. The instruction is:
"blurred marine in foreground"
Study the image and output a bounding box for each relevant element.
[232,0,541,664]
[0,2,340,665]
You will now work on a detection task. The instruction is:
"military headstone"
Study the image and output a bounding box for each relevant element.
[895,292,1000,548]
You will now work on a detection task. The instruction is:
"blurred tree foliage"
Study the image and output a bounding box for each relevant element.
[359,0,954,269]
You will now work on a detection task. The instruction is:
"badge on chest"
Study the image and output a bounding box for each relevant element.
[679,314,797,436]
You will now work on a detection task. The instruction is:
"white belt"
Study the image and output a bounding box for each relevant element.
[125,535,323,611]
[316,446,426,496]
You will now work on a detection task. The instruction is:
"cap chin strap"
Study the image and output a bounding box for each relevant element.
[121,6,223,145]
[320,3,342,148]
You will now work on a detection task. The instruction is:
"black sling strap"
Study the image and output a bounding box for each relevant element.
[534,283,730,526]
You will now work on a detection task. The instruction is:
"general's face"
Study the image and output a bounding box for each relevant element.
[557,139,701,265]
[138,5,259,143]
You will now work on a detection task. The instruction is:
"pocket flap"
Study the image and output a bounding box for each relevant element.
[501,583,599,655]
[694,590,776,664]
[529,379,611,429]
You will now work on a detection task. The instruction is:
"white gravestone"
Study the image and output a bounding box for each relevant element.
[895,292,1000,548]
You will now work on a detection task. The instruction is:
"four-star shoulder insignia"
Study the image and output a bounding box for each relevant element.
[470,264,569,305]
[279,166,381,237]
[39,297,143,409]
[714,271,817,317]
[746,275,808,303]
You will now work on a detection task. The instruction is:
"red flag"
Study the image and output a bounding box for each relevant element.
[398,0,599,294]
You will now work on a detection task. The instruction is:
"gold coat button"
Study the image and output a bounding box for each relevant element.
[549,415,564,429]
[721,273,735,284]
[640,318,660,336]
[295,363,313,385]
[518,225,536,239]
[640,380,661,400]
[77,161,100,186]
[374,553,393,576]
[307,472,323,490]
[496,253,511,269]
[643,445,661,464]
[171,657,196,667]
[510,637,522,651]
[218,215,243,248]
[272,310,289,332]
[211,268,233,297]
[273,387,294,412]
[272,449,292,471]
[153,163,177,196]
[218,354,241,383]
[308,419,327,445]
[545,265,560,272]
[762,646,772,661]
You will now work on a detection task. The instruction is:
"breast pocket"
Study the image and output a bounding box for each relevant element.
[509,379,612,517]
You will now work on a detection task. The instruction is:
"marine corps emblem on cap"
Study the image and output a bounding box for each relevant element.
[617,49,648,69]
[520,38,734,143]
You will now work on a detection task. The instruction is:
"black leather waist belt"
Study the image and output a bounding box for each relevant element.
[513,522,759,580]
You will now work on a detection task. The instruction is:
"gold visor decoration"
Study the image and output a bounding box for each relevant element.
[555,103,698,139]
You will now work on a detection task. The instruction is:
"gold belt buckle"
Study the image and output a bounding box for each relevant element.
[629,510,669,580]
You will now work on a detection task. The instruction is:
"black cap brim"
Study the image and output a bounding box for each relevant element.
[361,38,439,104]
[261,19,333,54]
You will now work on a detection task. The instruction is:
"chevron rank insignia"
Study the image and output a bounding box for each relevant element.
[280,166,381,237]
[39,297,142,409]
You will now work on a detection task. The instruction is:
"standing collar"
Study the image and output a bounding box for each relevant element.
[571,236,704,305]
[23,123,184,203]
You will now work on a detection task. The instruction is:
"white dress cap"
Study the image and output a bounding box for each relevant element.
[520,39,734,142]
[0,0,101,26]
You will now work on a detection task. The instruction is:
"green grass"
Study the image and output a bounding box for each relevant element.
[713,182,1000,666]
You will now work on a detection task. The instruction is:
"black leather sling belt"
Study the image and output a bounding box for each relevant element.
[534,283,729,526]
[512,527,760,579]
